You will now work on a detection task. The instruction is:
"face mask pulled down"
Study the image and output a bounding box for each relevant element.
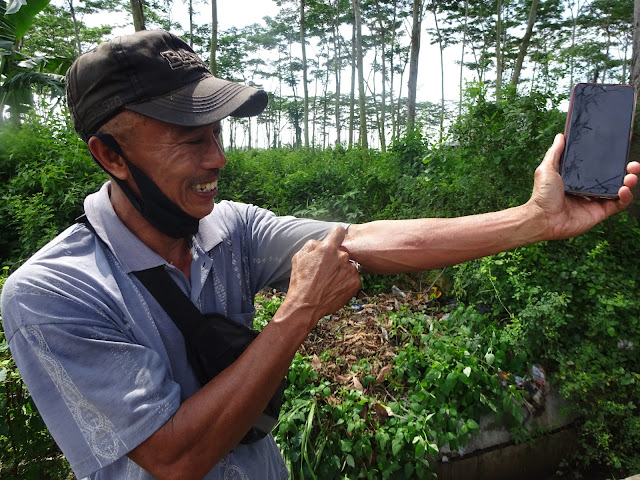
[90,133,201,239]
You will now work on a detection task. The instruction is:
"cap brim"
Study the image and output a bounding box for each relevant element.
[126,76,268,126]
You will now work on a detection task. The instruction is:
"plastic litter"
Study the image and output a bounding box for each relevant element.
[391,285,406,297]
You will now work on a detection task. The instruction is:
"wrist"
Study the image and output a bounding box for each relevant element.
[270,297,319,338]
[520,200,551,244]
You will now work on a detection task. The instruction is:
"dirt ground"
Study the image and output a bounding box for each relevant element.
[283,289,447,398]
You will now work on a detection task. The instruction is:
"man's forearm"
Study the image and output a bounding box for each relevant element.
[127,303,312,480]
[343,203,546,274]
[127,227,360,480]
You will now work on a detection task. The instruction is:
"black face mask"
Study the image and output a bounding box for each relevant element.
[90,133,201,238]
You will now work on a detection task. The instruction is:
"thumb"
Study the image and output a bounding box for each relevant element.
[541,133,565,171]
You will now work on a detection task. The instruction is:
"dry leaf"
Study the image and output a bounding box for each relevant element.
[374,402,389,417]
[352,375,364,392]
[311,354,321,370]
[376,364,393,384]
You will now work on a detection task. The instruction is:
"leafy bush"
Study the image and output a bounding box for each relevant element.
[274,305,531,479]
[452,213,640,475]
[0,108,104,266]
[220,144,397,224]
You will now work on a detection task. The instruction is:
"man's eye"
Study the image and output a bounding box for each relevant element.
[186,137,204,145]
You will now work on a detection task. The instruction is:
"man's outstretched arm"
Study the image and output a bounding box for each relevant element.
[343,134,640,274]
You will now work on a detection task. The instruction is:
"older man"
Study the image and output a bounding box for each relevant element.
[1,30,638,480]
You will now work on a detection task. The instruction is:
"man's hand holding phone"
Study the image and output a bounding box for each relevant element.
[528,133,640,241]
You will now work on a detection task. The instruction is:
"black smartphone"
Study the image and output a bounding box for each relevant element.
[560,83,636,198]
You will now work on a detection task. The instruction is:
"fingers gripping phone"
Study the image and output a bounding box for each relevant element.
[560,83,637,199]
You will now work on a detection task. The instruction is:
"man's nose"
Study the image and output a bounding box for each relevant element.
[202,134,227,169]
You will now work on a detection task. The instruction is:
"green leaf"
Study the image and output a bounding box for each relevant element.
[5,0,52,40]
[392,438,403,456]
[0,40,14,52]
[442,371,457,394]
[607,327,616,337]
[414,440,426,459]
[340,439,353,453]
[376,431,390,450]
[346,454,355,468]
[426,369,442,382]
[467,419,479,432]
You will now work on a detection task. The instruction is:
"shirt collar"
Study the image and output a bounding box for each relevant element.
[84,182,224,273]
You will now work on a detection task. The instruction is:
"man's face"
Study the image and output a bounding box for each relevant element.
[117,117,227,220]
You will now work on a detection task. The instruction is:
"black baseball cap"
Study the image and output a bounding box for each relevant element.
[66,30,268,141]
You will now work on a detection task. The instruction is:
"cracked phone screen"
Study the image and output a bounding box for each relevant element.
[561,83,636,198]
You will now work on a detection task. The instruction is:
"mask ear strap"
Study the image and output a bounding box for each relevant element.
[87,133,144,214]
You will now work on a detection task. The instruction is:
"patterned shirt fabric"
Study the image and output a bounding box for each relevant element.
[1,182,344,480]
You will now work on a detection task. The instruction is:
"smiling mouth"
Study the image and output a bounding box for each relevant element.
[192,180,218,193]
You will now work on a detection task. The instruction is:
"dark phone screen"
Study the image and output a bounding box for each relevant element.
[561,84,635,197]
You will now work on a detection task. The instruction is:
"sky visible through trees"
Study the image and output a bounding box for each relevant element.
[13,0,639,149]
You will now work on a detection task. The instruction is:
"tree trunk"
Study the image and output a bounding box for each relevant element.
[407,0,422,132]
[389,1,399,142]
[130,0,145,31]
[67,0,82,56]
[300,0,310,148]
[349,21,356,148]
[511,0,539,87]
[433,6,444,143]
[189,0,194,47]
[459,0,468,116]
[374,1,387,151]
[629,0,640,88]
[210,0,218,75]
[495,0,503,102]
[313,52,320,146]
[247,117,252,150]
[333,0,342,145]
[352,0,368,149]
[568,0,584,90]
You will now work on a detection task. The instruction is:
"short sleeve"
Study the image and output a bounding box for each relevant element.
[243,204,349,291]
[1,265,181,479]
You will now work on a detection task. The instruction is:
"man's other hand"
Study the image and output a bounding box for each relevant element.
[286,226,362,326]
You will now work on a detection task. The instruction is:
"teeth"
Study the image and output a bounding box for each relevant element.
[193,180,217,192]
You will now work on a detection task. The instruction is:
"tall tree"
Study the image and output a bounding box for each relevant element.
[425,0,446,142]
[511,0,540,86]
[352,0,368,148]
[130,0,145,31]
[407,0,423,131]
[210,0,217,75]
[495,0,503,101]
[300,0,310,147]
[349,18,356,147]
[632,0,640,90]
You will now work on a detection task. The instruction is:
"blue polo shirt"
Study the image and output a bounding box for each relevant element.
[1,182,342,479]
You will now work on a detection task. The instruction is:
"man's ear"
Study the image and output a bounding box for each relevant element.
[88,136,129,181]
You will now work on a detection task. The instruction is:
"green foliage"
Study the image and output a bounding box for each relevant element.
[274,305,530,479]
[452,213,640,476]
[0,107,105,266]
[253,293,284,331]
[220,145,394,224]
